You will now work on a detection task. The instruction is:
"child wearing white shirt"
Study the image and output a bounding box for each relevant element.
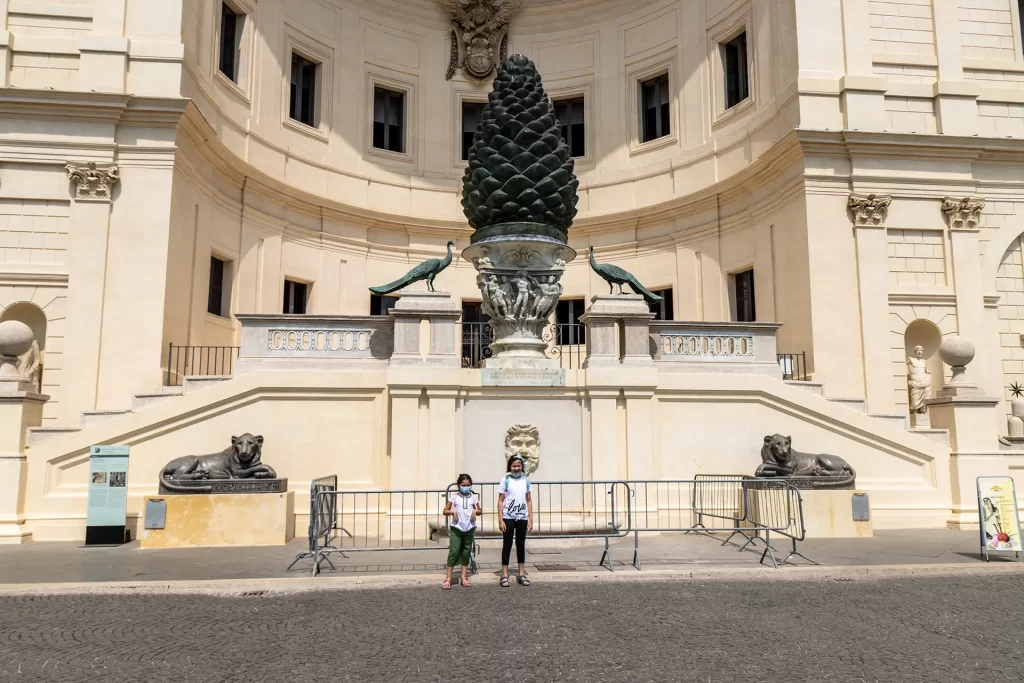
[442,473,480,590]
[497,455,533,587]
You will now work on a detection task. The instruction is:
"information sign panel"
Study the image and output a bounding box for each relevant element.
[85,445,129,546]
[977,476,1023,562]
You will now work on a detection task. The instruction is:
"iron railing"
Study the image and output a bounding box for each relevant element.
[165,344,240,386]
[777,352,809,381]
[459,321,585,369]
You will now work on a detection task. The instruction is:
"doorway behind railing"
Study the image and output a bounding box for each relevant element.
[458,321,584,370]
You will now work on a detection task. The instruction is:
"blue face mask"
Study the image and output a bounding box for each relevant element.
[459,486,471,494]
[510,470,523,478]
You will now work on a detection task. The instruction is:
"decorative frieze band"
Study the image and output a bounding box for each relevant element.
[941,197,985,230]
[661,334,755,360]
[66,162,120,201]
[847,193,891,226]
[267,329,372,353]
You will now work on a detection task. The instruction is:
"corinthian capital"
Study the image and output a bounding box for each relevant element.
[847,193,891,226]
[66,161,120,201]
[940,197,985,230]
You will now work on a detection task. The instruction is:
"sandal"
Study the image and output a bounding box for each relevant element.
[442,579,451,590]
[460,577,472,587]
[517,575,531,587]
[499,576,510,588]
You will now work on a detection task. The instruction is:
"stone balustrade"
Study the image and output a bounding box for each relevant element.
[650,321,783,378]
[235,315,394,372]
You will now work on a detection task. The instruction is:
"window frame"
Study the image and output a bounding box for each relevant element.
[289,52,320,129]
[709,9,755,124]
[555,298,587,346]
[648,287,674,321]
[729,268,756,323]
[460,100,487,162]
[639,73,671,144]
[627,57,678,155]
[282,25,332,141]
[722,32,749,111]
[372,86,406,155]
[554,95,587,159]
[207,253,233,319]
[366,72,417,165]
[283,278,311,315]
[213,0,255,100]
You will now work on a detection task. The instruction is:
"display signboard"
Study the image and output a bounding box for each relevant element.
[977,476,1023,562]
[85,445,129,546]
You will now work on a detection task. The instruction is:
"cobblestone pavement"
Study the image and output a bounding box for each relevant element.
[2,573,1022,682]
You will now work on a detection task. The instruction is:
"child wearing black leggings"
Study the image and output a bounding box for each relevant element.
[497,455,533,587]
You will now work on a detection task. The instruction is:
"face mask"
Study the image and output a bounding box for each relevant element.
[460,486,471,494]
[510,471,523,478]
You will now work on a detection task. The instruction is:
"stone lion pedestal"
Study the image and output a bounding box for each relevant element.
[742,488,873,539]
[140,491,295,549]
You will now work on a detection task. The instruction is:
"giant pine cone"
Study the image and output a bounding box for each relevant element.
[462,55,579,243]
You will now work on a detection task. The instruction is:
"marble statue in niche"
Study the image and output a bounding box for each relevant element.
[906,345,932,414]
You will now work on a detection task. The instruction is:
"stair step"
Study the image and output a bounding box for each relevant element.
[786,380,823,396]
[827,397,867,413]
[868,413,909,430]
[183,375,233,394]
[912,428,950,447]
[81,410,132,428]
[132,389,184,411]
[28,427,81,446]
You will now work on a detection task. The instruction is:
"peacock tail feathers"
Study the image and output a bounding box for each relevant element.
[369,272,418,296]
[625,274,663,304]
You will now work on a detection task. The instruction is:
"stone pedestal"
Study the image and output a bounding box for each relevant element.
[579,295,655,368]
[910,411,931,429]
[389,291,461,367]
[463,236,576,366]
[0,384,48,545]
[139,491,295,548]
[799,490,874,539]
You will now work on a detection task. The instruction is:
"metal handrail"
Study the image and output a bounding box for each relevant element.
[165,344,240,386]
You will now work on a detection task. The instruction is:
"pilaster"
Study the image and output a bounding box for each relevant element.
[389,292,461,367]
[580,295,655,369]
[587,388,619,481]
[943,199,987,388]
[849,194,895,413]
[932,0,979,136]
[79,0,129,93]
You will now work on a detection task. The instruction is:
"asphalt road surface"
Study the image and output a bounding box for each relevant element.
[1,573,1022,682]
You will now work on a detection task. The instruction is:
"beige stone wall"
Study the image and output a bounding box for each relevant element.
[869,0,936,57]
[996,236,1024,410]
[887,229,947,288]
[957,0,1018,61]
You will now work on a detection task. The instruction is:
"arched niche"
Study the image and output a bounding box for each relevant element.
[0,302,47,349]
[903,318,942,412]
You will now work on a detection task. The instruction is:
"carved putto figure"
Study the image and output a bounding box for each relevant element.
[505,424,540,475]
[440,0,523,80]
[66,161,120,200]
[906,345,932,414]
[847,193,892,226]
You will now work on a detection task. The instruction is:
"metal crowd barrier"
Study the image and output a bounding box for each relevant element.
[295,477,810,576]
[628,476,812,569]
[448,480,632,572]
[287,475,346,571]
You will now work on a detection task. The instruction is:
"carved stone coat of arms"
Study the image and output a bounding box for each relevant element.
[440,0,523,81]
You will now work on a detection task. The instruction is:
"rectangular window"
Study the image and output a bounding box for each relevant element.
[461,102,486,161]
[723,32,749,110]
[219,3,243,83]
[555,298,587,345]
[208,256,226,317]
[370,293,399,316]
[649,288,674,321]
[731,269,756,322]
[640,74,670,143]
[283,279,309,315]
[554,97,586,158]
[289,53,318,127]
[373,87,405,154]
[461,301,491,368]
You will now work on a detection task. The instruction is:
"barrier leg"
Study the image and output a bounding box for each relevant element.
[286,551,311,570]
[758,531,780,569]
[632,531,642,570]
[599,537,614,572]
[470,542,479,575]
[780,538,817,566]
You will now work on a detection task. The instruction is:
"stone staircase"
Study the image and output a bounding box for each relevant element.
[785,380,950,446]
[29,376,232,446]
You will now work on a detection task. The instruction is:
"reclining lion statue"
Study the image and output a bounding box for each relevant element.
[755,434,856,488]
[160,433,276,493]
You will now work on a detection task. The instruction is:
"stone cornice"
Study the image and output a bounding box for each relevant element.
[0,89,187,127]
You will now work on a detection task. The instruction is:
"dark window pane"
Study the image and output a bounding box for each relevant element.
[289,54,318,126]
[370,294,399,316]
[734,269,755,322]
[724,33,749,109]
[373,87,405,154]
[555,298,586,345]
[283,280,308,315]
[208,257,225,317]
[640,75,670,142]
[461,102,485,160]
[219,4,238,81]
[649,288,674,321]
[555,97,585,157]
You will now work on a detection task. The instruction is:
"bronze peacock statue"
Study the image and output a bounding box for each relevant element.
[369,241,455,295]
[588,246,663,304]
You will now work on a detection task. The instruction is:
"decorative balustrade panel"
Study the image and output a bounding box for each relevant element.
[236,315,394,370]
[649,321,783,378]
[661,333,755,362]
[267,328,373,354]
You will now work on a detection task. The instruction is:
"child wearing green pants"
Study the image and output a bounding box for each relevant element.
[443,473,480,589]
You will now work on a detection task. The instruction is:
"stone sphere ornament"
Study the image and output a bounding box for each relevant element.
[0,320,34,379]
[938,335,975,386]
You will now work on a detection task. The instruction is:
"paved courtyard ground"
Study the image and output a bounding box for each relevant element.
[2,572,1023,682]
